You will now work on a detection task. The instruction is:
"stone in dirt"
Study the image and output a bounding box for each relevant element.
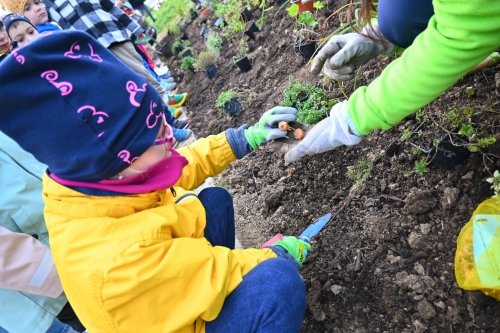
[404,188,437,215]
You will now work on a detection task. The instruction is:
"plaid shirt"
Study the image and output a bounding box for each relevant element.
[42,0,144,48]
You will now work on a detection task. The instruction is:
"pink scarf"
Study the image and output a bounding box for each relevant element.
[50,150,188,194]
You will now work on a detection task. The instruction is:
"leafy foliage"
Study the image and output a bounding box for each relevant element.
[205,30,223,53]
[216,90,239,116]
[193,51,219,70]
[282,76,337,125]
[486,170,500,198]
[347,157,372,186]
[181,56,195,71]
[414,160,428,176]
[150,0,193,35]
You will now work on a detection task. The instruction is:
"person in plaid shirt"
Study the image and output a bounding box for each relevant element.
[32,0,172,95]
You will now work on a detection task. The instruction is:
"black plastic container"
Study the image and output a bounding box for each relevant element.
[276,0,288,5]
[190,9,198,20]
[203,65,217,79]
[244,21,259,40]
[410,122,471,169]
[180,28,189,40]
[233,55,252,72]
[181,49,193,58]
[223,99,242,116]
[241,7,252,22]
[294,36,316,60]
[174,44,184,54]
[214,17,225,28]
[200,27,210,37]
[159,42,172,57]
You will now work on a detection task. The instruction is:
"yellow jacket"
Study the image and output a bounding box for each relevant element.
[42,133,277,333]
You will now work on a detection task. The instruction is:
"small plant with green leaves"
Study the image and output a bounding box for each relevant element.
[172,39,191,55]
[465,86,475,99]
[347,157,372,186]
[193,50,219,70]
[486,170,500,198]
[205,30,223,53]
[181,56,195,72]
[283,76,337,125]
[286,2,324,44]
[215,90,239,116]
[411,105,496,153]
[414,160,428,176]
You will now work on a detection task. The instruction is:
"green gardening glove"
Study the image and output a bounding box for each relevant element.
[244,106,297,150]
[274,236,312,265]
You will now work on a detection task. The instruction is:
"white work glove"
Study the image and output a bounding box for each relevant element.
[284,101,363,163]
[311,22,395,81]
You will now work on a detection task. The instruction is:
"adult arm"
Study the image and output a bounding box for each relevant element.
[0,226,63,297]
[100,0,144,37]
[349,0,500,135]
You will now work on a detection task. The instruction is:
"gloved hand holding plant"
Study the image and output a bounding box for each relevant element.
[283,101,363,163]
[245,106,297,150]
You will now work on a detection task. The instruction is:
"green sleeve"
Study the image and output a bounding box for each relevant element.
[348,0,500,135]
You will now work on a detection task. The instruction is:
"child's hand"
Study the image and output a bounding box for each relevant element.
[138,33,146,40]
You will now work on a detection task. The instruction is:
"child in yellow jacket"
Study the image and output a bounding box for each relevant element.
[0,29,309,333]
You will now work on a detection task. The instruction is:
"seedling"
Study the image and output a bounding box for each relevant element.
[216,90,239,116]
[486,170,500,198]
[205,30,223,53]
[465,86,475,99]
[347,157,372,186]
[414,160,428,176]
[181,56,195,72]
[283,76,337,125]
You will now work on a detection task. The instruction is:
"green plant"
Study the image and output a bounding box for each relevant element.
[181,56,195,71]
[347,157,372,186]
[205,30,223,53]
[287,2,323,30]
[283,76,338,124]
[150,0,193,34]
[215,90,239,115]
[193,50,219,70]
[465,86,475,99]
[486,170,500,198]
[400,129,412,141]
[413,105,496,153]
[171,39,191,54]
[414,160,428,176]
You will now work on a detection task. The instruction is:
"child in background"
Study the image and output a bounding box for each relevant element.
[23,0,61,33]
[4,14,39,47]
[0,18,12,62]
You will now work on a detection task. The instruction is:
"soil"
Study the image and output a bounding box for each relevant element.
[158,1,500,331]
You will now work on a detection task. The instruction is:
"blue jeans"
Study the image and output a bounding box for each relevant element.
[46,319,78,333]
[199,187,307,333]
[378,0,434,48]
[199,187,236,249]
[0,319,77,333]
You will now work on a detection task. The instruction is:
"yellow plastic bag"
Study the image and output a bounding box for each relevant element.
[455,197,500,300]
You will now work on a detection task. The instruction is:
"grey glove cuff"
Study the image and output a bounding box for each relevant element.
[226,125,254,159]
[267,245,301,271]
[361,21,395,55]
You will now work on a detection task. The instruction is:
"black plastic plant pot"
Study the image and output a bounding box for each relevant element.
[276,0,288,5]
[174,44,184,54]
[241,7,252,23]
[410,123,471,170]
[244,21,259,40]
[203,65,217,79]
[200,27,210,37]
[181,50,193,58]
[159,43,172,57]
[294,36,317,60]
[233,55,252,72]
[190,9,198,20]
[223,99,242,116]
[214,17,225,28]
[181,33,189,41]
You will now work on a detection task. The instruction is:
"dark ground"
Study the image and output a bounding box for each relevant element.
[159,1,500,331]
